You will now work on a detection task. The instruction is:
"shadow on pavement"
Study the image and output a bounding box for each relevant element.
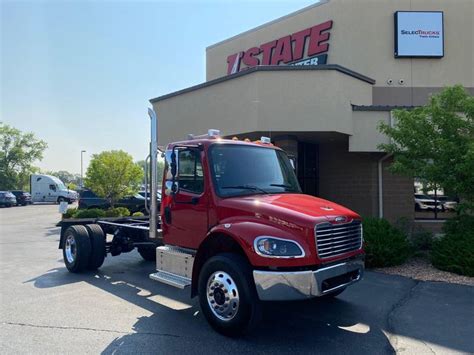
[25,256,474,354]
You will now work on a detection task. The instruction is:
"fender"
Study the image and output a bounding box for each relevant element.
[190,220,316,297]
[211,220,315,267]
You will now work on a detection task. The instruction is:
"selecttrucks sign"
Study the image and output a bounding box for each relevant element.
[394,11,444,57]
[226,20,333,75]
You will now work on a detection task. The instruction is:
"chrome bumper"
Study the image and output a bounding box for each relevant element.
[253,258,364,301]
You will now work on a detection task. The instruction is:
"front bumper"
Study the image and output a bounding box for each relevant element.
[253,257,364,301]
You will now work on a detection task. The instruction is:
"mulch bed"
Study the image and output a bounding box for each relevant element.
[373,257,474,286]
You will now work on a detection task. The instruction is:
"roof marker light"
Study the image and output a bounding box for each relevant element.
[260,136,271,144]
[208,129,220,137]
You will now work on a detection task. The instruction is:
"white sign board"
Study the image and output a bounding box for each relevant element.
[394,11,444,57]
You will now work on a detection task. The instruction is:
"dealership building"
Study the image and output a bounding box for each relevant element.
[151,0,473,224]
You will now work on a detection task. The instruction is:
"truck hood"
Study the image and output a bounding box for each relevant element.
[219,193,360,229]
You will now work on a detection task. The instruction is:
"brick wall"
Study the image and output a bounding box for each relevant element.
[318,140,379,218]
[382,158,414,223]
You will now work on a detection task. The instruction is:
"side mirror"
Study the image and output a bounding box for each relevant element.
[164,181,179,196]
[164,149,179,196]
[170,150,177,177]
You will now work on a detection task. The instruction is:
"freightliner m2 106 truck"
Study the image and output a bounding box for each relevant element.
[59,109,364,336]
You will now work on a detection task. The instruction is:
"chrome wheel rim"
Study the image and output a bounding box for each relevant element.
[206,271,239,321]
[65,235,76,264]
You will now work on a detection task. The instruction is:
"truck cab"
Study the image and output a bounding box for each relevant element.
[154,132,364,335]
[59,112,364,337]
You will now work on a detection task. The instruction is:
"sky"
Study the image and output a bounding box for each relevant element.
[1,0,316,174]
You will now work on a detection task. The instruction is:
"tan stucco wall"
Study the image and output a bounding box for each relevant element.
[349,110,391,152]
[206,0,474,92]
[153,69,372,146]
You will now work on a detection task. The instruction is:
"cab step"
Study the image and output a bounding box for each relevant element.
[149,271,191,289]
[149,245,195,289]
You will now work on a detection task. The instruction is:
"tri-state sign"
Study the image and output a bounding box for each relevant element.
[226,20,333,75]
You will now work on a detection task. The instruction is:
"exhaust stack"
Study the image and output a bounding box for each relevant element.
[148,108,158,239]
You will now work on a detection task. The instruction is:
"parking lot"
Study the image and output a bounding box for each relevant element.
[1,204,473,354]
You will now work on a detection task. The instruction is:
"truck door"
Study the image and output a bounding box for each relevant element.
[163,148,209,249]
[47,184,57,202]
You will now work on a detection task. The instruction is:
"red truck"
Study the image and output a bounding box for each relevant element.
[59,109,364,336]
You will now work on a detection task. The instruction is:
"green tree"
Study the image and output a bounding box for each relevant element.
[85,150,143,207]
[379,85,474,210]
[136,159,165,186]
[0,123,47,190]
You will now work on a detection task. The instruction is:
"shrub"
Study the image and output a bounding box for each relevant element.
[63,207,78,219]
[395,217,433,251]
[104,207,130,217]
[362,217,412,268]
[74,208,106,219]
[132,211,144,217]
[431,216,474,276]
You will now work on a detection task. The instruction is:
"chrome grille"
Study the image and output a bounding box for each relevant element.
[315,220,362,258]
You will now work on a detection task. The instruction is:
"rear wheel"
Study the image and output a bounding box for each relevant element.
[63,225,91,273]
[85,224,106,270]
[198,253,261,337]
[138,247,156,261]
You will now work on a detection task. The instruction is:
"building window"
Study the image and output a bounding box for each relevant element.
[414,179,458,220]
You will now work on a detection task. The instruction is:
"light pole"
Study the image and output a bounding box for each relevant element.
[81,150,86,188]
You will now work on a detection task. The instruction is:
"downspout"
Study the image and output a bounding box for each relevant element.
[378,111,394,218]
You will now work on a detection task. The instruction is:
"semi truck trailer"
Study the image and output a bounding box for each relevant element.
[59,108,364,336]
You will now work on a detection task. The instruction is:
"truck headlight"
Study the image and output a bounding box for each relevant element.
[254,236,305,258]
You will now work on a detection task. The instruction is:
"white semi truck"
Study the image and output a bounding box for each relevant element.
[30,174,78,203]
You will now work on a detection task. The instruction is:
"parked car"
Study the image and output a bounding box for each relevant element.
[138,190,162,200]
[0,191,17,207]
[10,190,32,206]
[78,189,150,214]
[414,194,442,211]
[432,195,458,211]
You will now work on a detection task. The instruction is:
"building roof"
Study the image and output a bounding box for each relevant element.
[150,64,376,103]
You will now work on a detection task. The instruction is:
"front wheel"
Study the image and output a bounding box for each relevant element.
[198,253,261,337]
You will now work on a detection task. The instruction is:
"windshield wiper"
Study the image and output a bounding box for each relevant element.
[222,185,269,194]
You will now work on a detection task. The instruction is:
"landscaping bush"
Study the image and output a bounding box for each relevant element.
[132,211,144,217]
[362,217,412,268]
[63,207,78,219]
[431,215,474,276]
[104,207,130,217]
[73,208,106,219]
[395,217,433,252]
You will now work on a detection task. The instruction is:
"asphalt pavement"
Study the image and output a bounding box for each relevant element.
[0,204,473,354]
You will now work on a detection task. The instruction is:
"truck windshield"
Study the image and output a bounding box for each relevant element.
[210,144,301,197]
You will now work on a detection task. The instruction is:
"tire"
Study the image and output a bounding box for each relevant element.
[320,287,346,299]
[63,225,91,273]
[198,253,261,337]
[85,224,106,270]
[58,197,65,203]
[138,247,156,261]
